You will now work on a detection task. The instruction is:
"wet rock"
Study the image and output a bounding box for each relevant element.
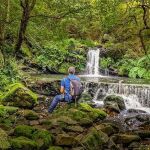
[128,142,140,149]
[112,134,141,144]
[81,129,109,149]
[55,134,77,146]
[127,109,147,114]
[10,136,38,150]
[0,128,10,149]
[107,139,119,150]
[104,95,126,112]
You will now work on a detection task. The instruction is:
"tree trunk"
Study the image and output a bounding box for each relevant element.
[15,0,36,56]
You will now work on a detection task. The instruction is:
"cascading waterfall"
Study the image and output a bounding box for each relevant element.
[84,81,150,113]
[86,48,100,75]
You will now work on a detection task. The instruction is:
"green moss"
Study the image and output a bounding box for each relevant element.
[24,110,39,120]
[14,125,37,138]
[79,103,107,120]
[48,146,63,150]
[1,83,37,104]
[0,105,18,115]
[0,128,10,149]
[10,136,38,150]
[32,130,53,149]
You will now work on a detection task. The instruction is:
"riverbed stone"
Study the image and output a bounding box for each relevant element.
[104,95,126,111]
[63,125,84,133]
[23,110,39,120]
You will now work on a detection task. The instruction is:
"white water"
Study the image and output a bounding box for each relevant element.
[86,48,100,75]
[84,81,150,113]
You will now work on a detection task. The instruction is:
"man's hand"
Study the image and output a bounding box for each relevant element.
[60,86,65,94]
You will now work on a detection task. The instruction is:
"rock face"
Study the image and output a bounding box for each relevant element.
[104,95,126,112]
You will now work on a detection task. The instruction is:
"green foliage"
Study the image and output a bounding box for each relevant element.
[100,57,114,69]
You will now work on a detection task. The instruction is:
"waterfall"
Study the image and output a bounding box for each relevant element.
[86,48,100,75]
[84,81,150,113]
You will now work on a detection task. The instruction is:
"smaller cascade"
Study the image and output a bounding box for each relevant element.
[86,48,100,75]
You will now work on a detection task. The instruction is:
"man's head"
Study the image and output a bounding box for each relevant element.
[68,66,75,74]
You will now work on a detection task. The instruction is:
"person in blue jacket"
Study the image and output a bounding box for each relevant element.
[48,66,80,113]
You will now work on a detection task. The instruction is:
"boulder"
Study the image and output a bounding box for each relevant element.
[14,125,37,138]
[23,110,39,120]
[32,130,53,149]
[79,103,107,120]
[0,128,10,149]
[112,134,141,144]
[95,123,115,136]
[2,83,37,109]
[81,129,109,149]
[55,134,77,146]
[79,118,93,127]
[10,136,38,150]
[104,95,126,112]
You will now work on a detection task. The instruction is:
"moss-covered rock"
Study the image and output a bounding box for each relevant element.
[112,134,141,144]
[55,133,77,146]
[0,105,19,115]
[32,130,53,149]
[95,123,115,136]
[81,129,109,149]
[1,83,37,109]
[63,125,84,133]
[79,103,107,120]
[10,136,38,150]
[0,128,10,149]
[48,146,63,150]
[14,125,37,138]
[104,95,126,112]
[23,110,39,120]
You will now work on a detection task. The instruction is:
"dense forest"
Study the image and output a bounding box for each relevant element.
[0,0,150,90]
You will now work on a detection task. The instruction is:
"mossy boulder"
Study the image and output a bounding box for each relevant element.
[95,123,115,136]
[0,105,19,116]
[104,95,126,112]
[0,128,10,149]
[2,83,37,109]
[10,136,38,150]
[112,134,141,144]
[48,146,63,150]
[81,129,109,149]
[79,103,107,120]
[55,133,78,146]
[32,130,53,149]
[23,110,39,120]
[14,125,37,138]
